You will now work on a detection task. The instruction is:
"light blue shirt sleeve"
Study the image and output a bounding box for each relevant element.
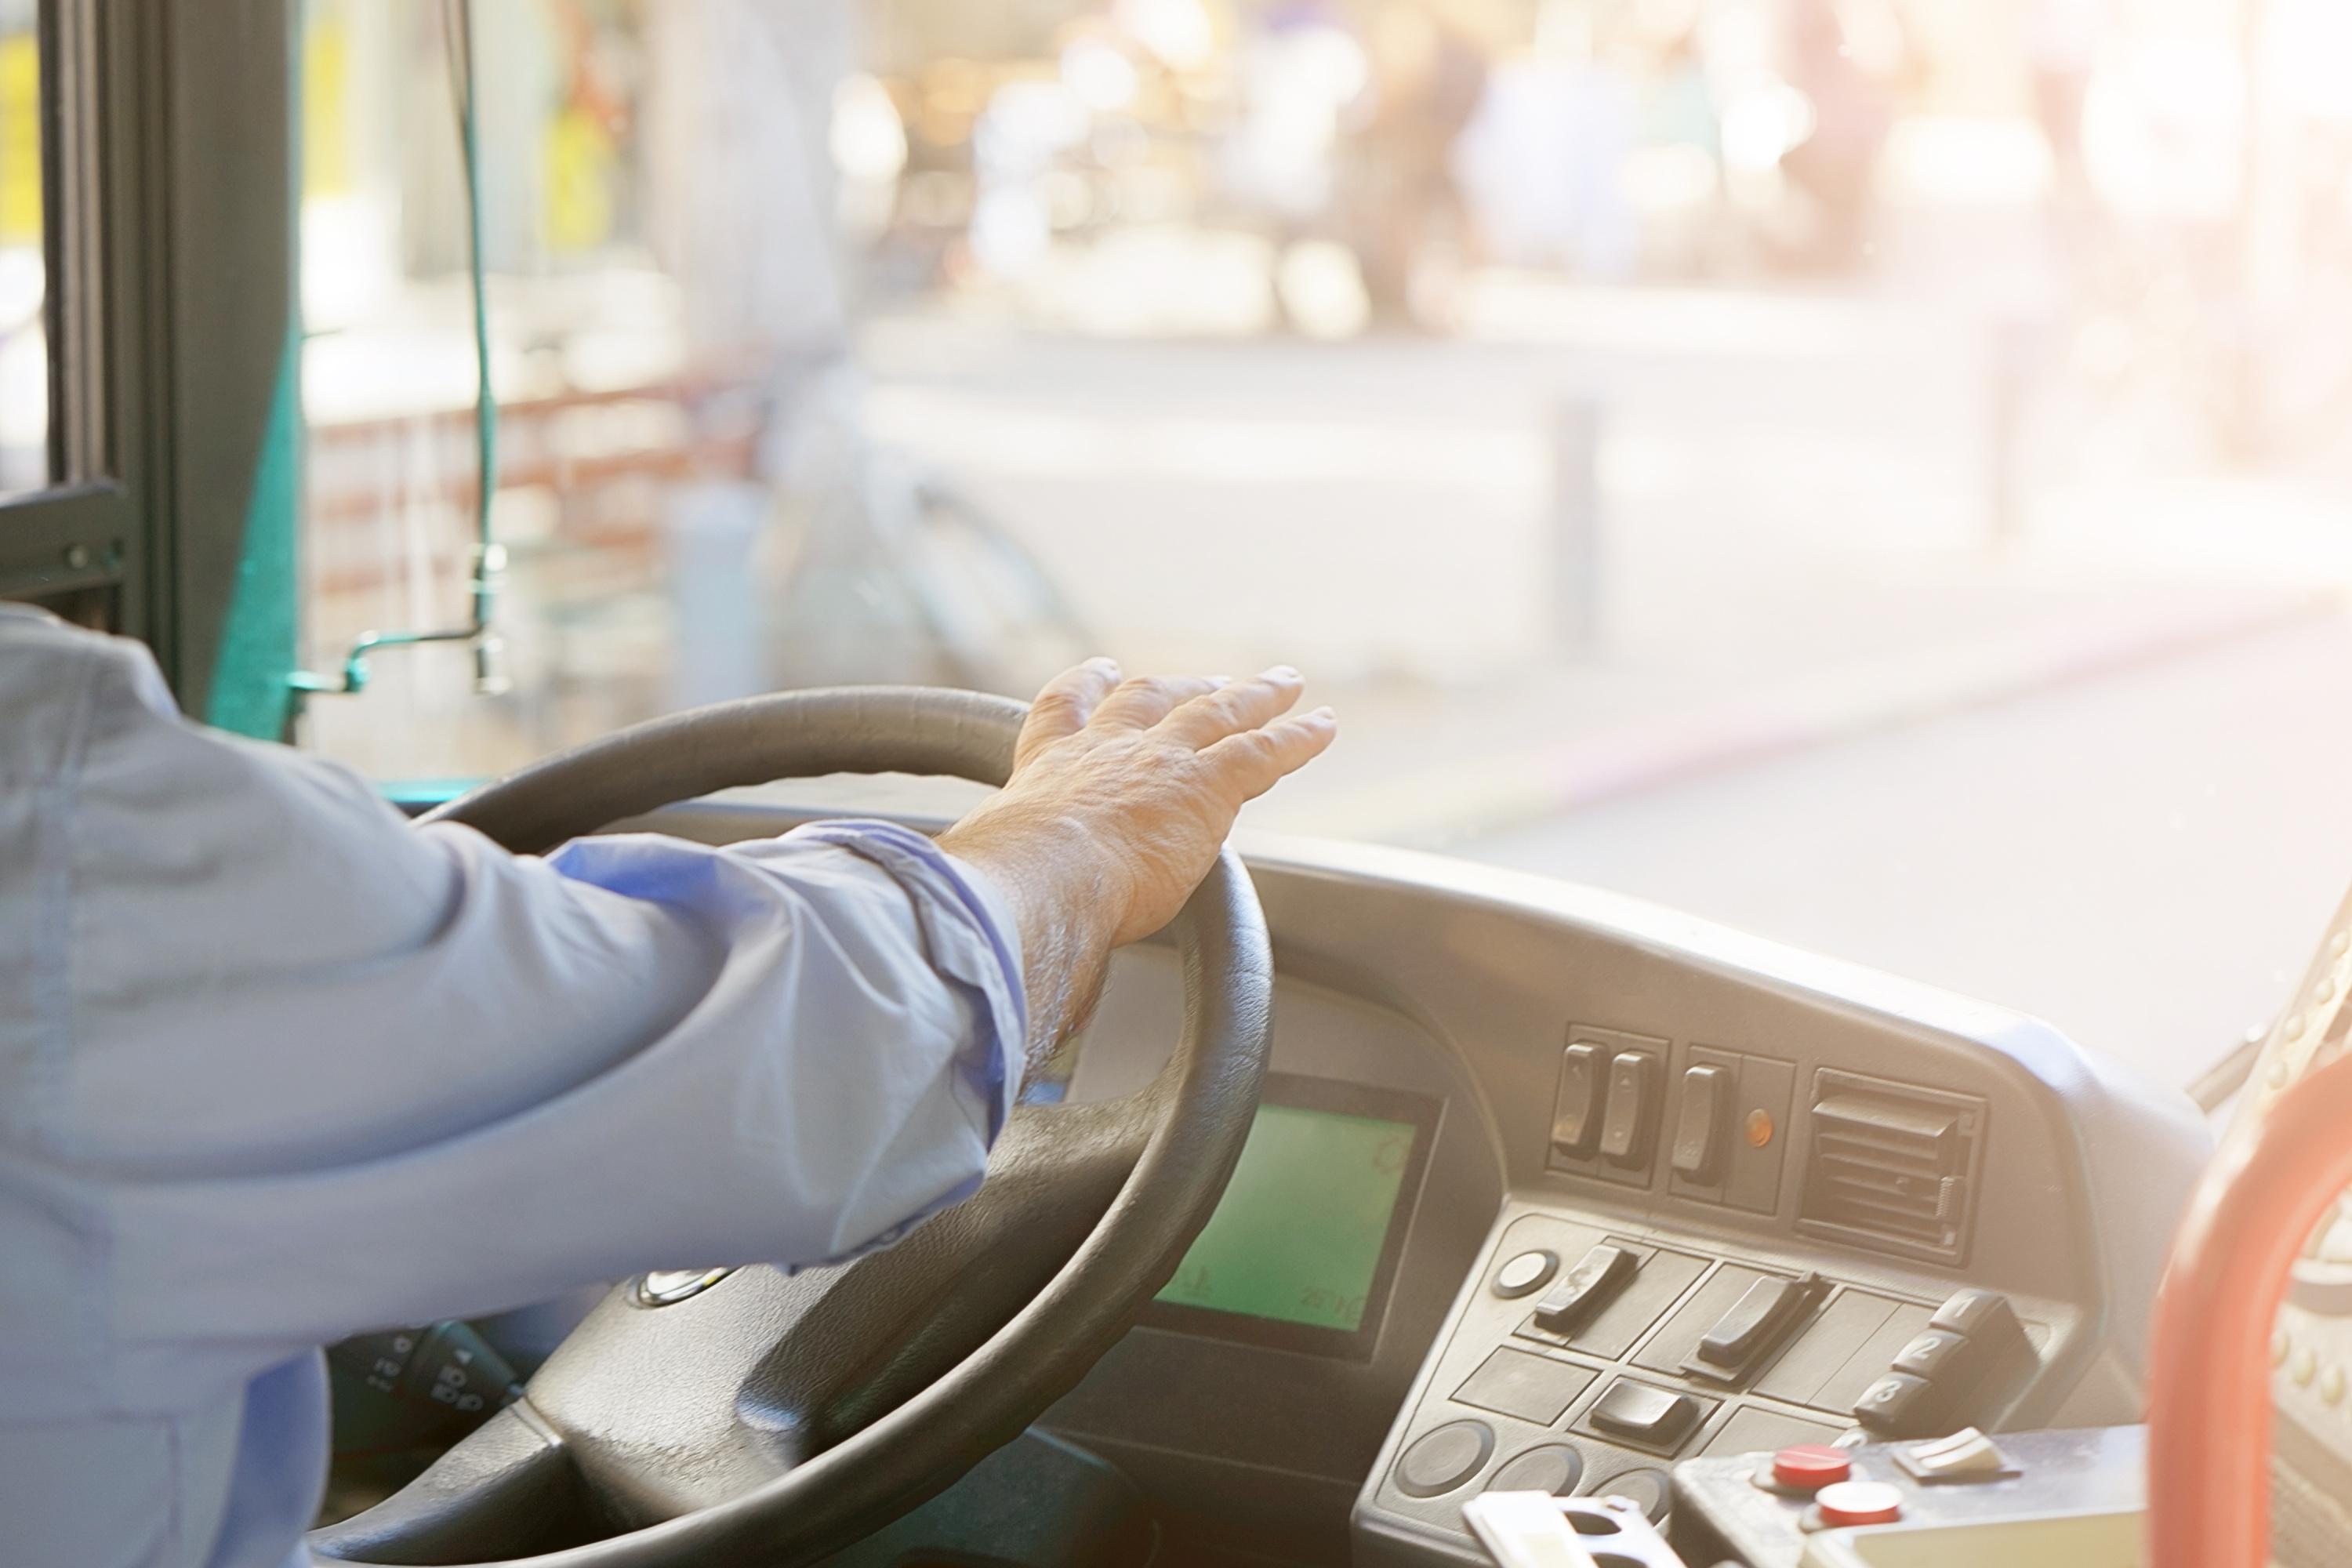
[0,608,1031,1567]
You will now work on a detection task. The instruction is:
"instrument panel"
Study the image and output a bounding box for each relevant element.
[630,800,2212,1565]
[1022,831,2206,1567]
[1353,1006,2108,1568]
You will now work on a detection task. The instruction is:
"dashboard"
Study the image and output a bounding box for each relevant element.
[637,797,2213,1566]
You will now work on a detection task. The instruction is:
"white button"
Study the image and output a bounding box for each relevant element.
[1494,1250,1559,1298]
[1901,1428,2015,1482]
[1817,1479,1905,1526]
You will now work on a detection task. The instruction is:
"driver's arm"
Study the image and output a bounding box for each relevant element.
[0,616,1332,1396]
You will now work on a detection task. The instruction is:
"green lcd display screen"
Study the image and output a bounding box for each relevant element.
[1142,1074,1439,1359]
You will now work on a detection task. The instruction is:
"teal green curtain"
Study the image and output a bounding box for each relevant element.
[202,324,302,740]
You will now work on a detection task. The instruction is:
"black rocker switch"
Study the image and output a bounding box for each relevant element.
[1534,1243,1639,1334]
[1597,1051,1658,1167]
[1670,1064,1731,1183]
[1927,1288,2038,1395]
[1853,1371,1940,1436]
[1590,1380,1705,1448]
[1551,1044,1606,1161]
[1929,1290,2033,1371]
[1687,1271,1828,1381]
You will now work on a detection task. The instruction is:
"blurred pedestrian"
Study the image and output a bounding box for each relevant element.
[1777,0,1907,272]
[2030,0,2103,219]
[1351,3,1490,327]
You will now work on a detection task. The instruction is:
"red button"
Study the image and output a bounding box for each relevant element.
[1771,1444,1852,1491]
[1816,1479,1904,1526]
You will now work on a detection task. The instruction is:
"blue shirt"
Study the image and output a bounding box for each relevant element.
[0,607,1029,1568]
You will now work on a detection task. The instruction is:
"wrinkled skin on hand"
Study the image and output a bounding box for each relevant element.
[939,659,1336,1064]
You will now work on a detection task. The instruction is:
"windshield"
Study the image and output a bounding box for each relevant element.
[292,0,2352,1093]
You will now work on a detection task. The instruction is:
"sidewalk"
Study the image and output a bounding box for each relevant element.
[858,307,2349,848]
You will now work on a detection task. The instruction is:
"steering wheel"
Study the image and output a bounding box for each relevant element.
[310,688,1274,1567]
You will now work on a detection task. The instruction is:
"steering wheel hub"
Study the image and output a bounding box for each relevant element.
[634,1270,733,1308]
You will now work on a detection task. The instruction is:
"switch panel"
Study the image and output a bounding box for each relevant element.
[1549,1027,1668,1186]
[1375,1205,2076,1562]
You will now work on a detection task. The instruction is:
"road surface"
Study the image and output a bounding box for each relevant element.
[1458,612,2352,1096]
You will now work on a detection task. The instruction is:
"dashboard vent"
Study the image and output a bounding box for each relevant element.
[1798,1069,1987,1266]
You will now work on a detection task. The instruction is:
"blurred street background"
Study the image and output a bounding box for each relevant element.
[9,0,2352,1087]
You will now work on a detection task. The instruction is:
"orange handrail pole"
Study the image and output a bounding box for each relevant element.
[2147,1050,2352,1568]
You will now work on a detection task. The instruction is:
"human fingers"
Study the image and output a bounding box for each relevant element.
[1156,666,1305,749]
[1199,706,1338,801]
[1015,657,1122,770]
[1090,672,1225,730]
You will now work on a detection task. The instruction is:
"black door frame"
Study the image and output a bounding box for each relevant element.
[2,0,296,729]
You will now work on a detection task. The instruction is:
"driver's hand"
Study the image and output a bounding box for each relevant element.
[939,659,1336,1058]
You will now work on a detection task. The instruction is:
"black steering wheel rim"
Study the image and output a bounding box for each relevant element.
[310,686,1274,1566]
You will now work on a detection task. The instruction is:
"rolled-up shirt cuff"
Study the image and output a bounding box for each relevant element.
[778,818,1028,1135]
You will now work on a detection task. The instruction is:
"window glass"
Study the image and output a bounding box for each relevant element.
[0,0,45,496]
[292,0,2352,775]
[294,0,2352,1076]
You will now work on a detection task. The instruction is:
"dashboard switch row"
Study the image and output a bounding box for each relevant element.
[1533,1243,1639,1334]
[1549,1035,1664,1175]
